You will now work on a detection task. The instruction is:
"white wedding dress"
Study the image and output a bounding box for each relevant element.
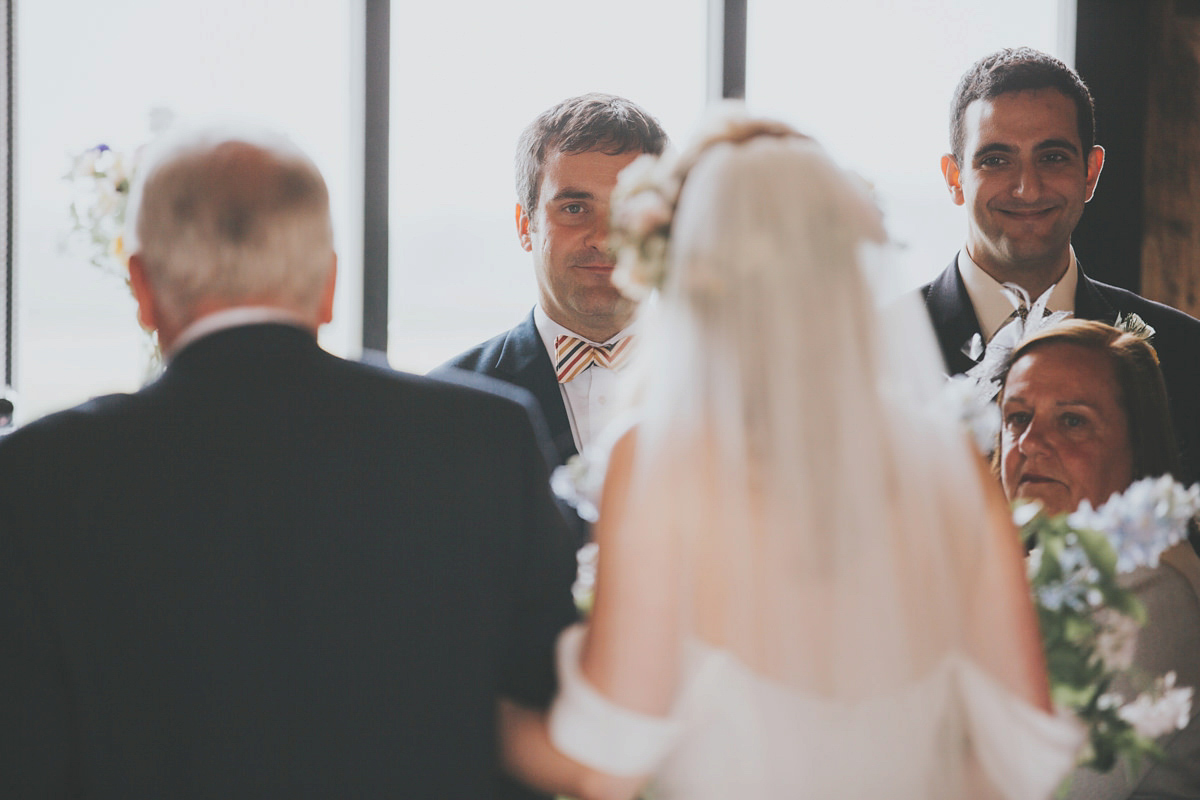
[552,627,1082,799]
[546,120,1084,799]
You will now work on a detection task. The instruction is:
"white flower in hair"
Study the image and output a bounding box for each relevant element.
[610,151,682,300]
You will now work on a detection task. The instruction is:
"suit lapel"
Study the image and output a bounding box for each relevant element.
[494,311,578,464]
[924,257,984,376]
[1073,265,1119,323]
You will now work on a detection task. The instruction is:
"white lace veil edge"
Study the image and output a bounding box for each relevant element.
[612,132,1031,712]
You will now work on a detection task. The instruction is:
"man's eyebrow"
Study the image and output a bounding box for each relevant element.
[1033,138,1081,155]
[549,189,594,203]
[971,142,1017,161]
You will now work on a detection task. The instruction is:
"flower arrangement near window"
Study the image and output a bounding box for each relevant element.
[64,143,140,278]
[62,109,174,279]
[1020,475,1198,775]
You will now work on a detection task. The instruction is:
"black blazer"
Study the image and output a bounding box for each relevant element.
[0,324,579,799]
[923,256,1200,487]
[432,310,577,468]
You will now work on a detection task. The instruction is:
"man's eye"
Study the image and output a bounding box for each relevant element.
[979,156,1006,168]
[1061,412,1086,429]
[563,203,585,214]
[1042,152,1069,163]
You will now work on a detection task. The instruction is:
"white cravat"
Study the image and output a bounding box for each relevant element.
[534,305,633,453]
[957,248,1078,342]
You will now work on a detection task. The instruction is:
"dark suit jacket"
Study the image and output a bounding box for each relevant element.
[923,256,1200,487]
[432,310,577,468]
[0,323,579,799]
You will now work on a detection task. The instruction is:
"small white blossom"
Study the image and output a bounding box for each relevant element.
[1092,608,1139,671]
[943,374,1001,454]
[1118,672,1194,739]
[1026,546,1043,579]
[1012,500,1043,528]
[550,454,603,523]
[571,542,599,611]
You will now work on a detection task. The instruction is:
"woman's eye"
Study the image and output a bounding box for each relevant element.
[1004,411,1030,429]
[1061,413,1086,429]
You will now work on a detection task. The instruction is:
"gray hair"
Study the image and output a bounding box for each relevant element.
[125,123,334,326]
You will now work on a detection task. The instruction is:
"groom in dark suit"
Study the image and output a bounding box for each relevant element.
[0,126,578,798]
[433,94,668,469]
[923,48,1200,487]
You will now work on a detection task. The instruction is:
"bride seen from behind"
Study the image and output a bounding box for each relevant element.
[501,109,1083,799]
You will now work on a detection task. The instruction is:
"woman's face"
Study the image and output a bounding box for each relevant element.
[999,342,1134,516]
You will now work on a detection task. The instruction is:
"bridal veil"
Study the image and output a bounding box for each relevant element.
[551,113,1080,799]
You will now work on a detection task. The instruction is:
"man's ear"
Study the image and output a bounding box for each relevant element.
[317,253,337,326]
[1084,145,1105,203]
[127,254,160,332]
[940,154,965,206]
[515,203,533,252]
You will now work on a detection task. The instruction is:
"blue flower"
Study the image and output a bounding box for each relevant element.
[1068,476,1199,573]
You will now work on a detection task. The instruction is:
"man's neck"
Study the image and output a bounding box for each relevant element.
[969,246,1070,301]
[541,311,631,344]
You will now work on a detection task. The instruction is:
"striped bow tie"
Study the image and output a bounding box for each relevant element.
[554,335,635,383]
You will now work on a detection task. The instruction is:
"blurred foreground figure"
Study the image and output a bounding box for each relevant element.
[498,110,1084,800]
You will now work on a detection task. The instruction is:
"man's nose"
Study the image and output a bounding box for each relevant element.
[1011,161,1043,201]
[583,213,610,249]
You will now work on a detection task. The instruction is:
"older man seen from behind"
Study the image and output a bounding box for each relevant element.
[0,125,579,799]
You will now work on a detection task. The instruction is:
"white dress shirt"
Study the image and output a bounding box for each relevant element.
[957,248,1079,342]
[533,305,634,454]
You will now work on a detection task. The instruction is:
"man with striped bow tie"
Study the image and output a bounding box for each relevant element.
[434,94,668,470]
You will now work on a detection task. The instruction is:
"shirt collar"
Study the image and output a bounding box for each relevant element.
[957,248,1078,342]
[168,306,313,359]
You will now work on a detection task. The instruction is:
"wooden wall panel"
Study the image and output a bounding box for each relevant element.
[1141,0,1200,316]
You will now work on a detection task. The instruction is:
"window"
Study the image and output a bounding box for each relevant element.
[17,0,356,422]
[746,1,1064,293]
[386,0,706,372]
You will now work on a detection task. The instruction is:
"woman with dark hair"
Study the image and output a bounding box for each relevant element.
[997,318,1200,798]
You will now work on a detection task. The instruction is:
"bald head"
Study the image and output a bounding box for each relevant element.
[126,125,335,348]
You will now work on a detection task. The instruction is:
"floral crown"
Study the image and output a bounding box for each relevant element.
[609,113,807,299]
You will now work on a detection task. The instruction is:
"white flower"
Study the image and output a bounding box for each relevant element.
[943,373,1001,453]
[609,151,681,299]
[1092,608,1139,671]
[1118,672,1194,739]
[550,453,603,523]
[613,190,673,239]
[1012,500,1043,528]
[1069,476,1200,572]
[1026,546,1043,578]
[571,542,599,609]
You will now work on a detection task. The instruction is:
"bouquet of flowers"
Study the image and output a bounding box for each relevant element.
[1020,475,1198,775]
